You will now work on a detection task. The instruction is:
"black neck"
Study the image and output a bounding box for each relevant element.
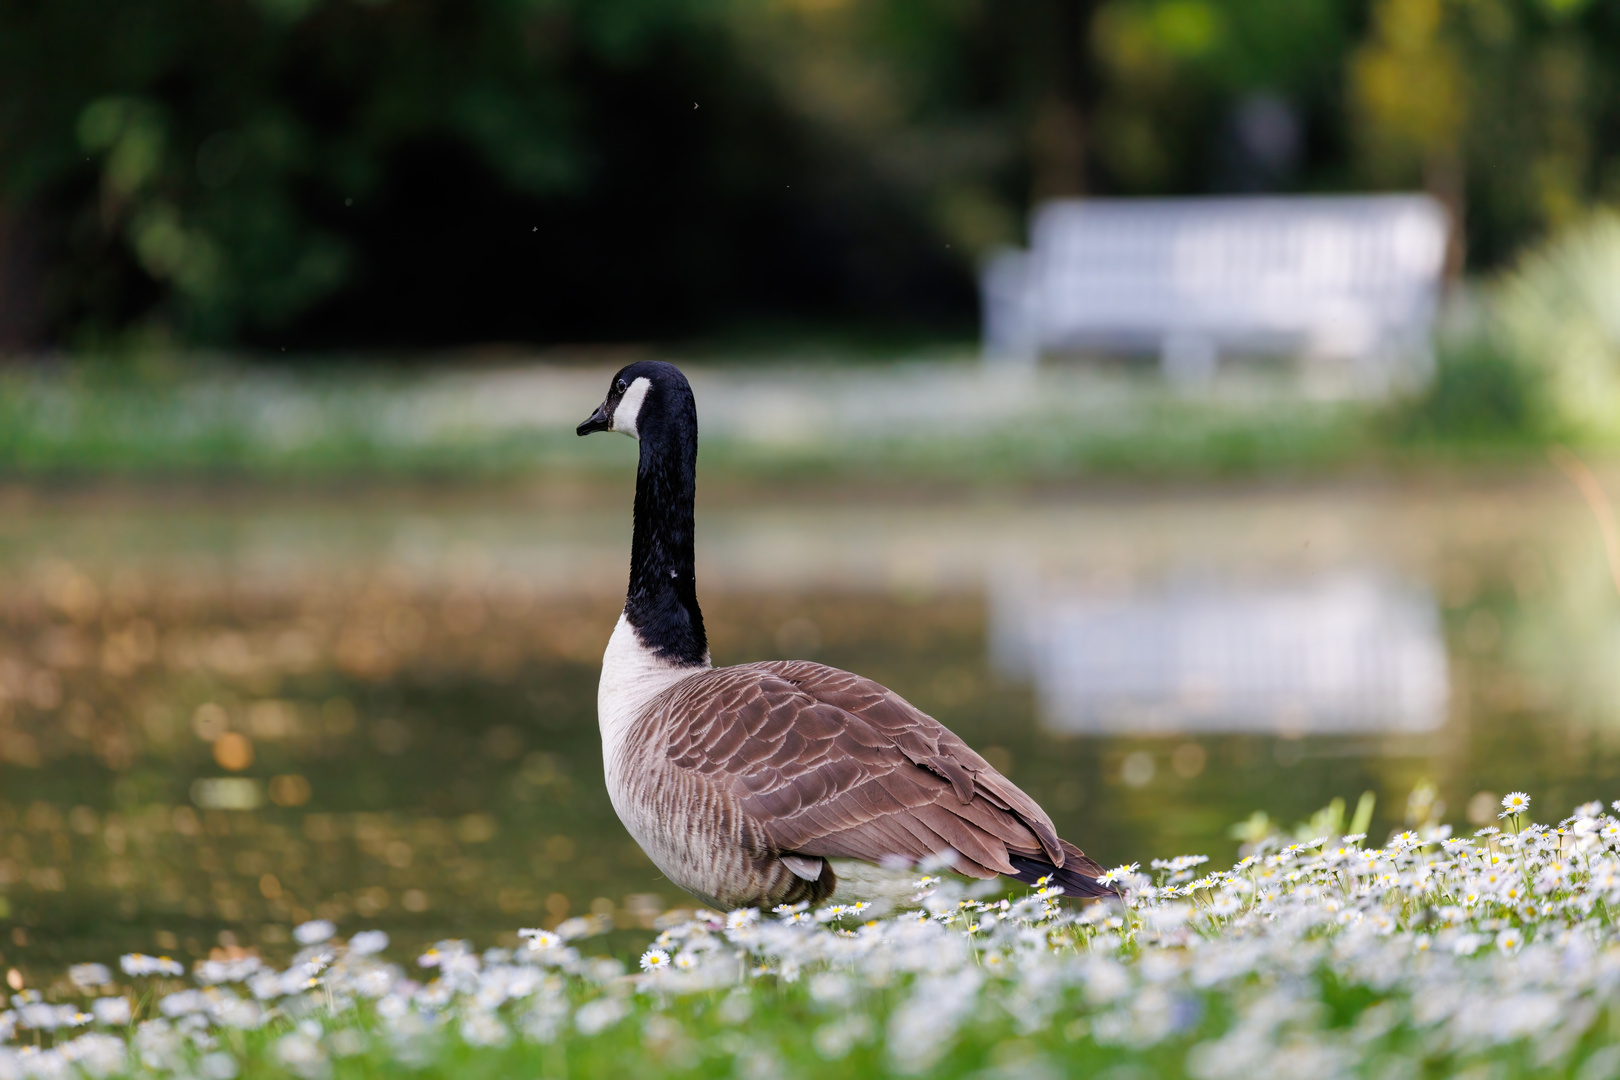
[624,390,707,666]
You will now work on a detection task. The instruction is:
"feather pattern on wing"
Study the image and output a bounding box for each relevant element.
[639,660,1106,902]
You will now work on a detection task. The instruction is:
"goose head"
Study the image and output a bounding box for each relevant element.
[576,360,693,442]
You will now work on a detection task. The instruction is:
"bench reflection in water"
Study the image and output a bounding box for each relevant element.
[992,570,1449,735]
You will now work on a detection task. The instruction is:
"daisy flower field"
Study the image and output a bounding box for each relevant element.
[6,789,1620,1079]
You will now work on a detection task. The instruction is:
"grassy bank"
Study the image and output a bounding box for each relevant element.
[6,791,1619,1079]
[0,356,1511,485]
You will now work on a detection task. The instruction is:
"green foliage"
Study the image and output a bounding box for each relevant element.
[1391,209,1620,446]
[1391,337,1546,443]
[1494,209,1620,439]
[6,0,1620,349]
[0,0,722,345]
[1227,790,1375,845]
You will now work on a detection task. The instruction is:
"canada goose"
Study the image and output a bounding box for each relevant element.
[577,361,1112,909]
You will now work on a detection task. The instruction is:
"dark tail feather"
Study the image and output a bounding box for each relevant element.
[1006,838,1119,899]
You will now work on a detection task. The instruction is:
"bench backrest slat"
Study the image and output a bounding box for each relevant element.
[984,194,1449,381]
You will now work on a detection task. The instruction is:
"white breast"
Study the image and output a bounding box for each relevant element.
[597,613,707,763]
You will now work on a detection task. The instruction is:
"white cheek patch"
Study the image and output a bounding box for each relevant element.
[611,377,651,439]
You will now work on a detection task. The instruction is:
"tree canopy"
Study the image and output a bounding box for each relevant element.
[2,0,1617,351]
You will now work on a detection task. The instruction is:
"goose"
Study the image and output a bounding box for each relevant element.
[576,360,1112,909]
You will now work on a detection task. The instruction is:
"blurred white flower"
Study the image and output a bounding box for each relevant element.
[92,996,133,1026]
[294,920,337,946]
[584,957,625,983]
[459,1011,509,1047]
[199,1050,239,1079]
[275,1033,327,1080]
[196,956,264,985]
[807,972,852,1007]
[517,928,561,952]
[348,930,389,956]
[69,964,112,989]
[119,954,184,977]
[574,998,627,1036]
[1152,855,1210,873]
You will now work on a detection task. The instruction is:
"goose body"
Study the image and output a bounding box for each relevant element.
[578,361,1111,908]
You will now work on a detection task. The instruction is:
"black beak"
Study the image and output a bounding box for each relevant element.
[577,401,611,436]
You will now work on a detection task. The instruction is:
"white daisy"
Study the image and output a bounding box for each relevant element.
[1098,863,1139,886]
[1500,792,1531,817]
[517,929,561,952]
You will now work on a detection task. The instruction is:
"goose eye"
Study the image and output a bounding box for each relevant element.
[615,378,628,393]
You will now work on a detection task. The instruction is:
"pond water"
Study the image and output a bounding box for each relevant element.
[1,473,1618,977]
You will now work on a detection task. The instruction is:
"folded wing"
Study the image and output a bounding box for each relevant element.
[659,660,1099,882]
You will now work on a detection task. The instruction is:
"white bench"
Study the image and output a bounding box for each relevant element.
[982,194,1449,390]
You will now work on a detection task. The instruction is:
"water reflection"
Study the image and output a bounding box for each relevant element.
[993,569,1449,735]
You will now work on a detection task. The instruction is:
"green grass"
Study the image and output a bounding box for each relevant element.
[0,359,1380,483]
[106,982,1209,1079]
[1,353,1610,497]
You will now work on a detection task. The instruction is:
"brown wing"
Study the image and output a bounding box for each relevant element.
[658,659,1072,878]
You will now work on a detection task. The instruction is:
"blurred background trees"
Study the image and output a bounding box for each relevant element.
[2,0,1618,353]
